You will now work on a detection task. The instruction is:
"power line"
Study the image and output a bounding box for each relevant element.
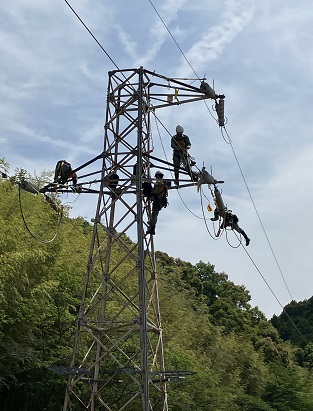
[64,0,120,70]
[147,0,295,319]
[221,126,294,302]
[18,184,63,244]
[147,0,218,122]
[147,0,200,81]
[241,239,308,345]
[153,113,212,220]
[64,0,295,318]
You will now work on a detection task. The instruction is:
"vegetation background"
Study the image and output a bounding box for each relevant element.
[1,162,313,410]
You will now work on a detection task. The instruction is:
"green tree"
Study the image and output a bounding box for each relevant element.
[263,361,313,410]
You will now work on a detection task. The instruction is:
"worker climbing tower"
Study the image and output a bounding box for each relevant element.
[63,67,219,411]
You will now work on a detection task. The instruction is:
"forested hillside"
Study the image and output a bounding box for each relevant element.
[1,170,313,410]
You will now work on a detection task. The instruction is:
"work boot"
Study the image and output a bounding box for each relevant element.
[146,225,156,235]
[245,237,250,246]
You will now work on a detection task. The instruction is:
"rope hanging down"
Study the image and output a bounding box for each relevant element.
[18,183,63,244]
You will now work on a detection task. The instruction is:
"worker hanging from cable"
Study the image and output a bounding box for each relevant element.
[211,186,250,246]
[171,125,198,186]
[146,171,169,236]
[54,160,80,192]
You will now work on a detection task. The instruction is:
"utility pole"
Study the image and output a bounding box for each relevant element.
[62,67,218,410]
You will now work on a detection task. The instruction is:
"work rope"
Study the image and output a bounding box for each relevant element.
[199,187,218,240]
[148,0,295,308]
[221,126,293,301]
[153,114,216,221]
[225,228,242,249]
[18,184,63,244]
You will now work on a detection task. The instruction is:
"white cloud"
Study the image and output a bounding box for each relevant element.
[2,0,313,318]
[175,0,255,77]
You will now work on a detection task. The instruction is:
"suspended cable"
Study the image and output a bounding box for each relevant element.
[225,228,241,249]
[199,187,218,240]
[147,0,218,122]
[64,0,120,70]
[199,190,306,347]
[240,238,308,345]
[147,0,200,81]
[64,0,301,350]
[221,126,294,302]
[150,16,295,306]
[18,184,63,244]
[153,113,213,220]
[149,0,298,308]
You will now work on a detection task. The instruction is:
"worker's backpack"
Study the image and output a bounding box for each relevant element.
[55,160,72,178]
[142,182,152,196]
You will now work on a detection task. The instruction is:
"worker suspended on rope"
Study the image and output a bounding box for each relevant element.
[54,160,79,191]
[171,125,197,186]
[146,171,168,236]
[211,186,250,246]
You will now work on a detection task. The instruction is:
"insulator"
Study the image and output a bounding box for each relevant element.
[200,82,216,99]
[200,168,216,185]
[20,180,40,194]
[214,187,227,215]
[215,98,225,127]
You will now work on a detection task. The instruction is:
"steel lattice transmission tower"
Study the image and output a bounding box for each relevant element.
[63,67,216,411]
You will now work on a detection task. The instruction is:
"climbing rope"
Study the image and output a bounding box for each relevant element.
[18,183,63,244]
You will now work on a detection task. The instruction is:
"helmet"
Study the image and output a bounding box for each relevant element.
[155,171,164,178]
[176,125,184,133]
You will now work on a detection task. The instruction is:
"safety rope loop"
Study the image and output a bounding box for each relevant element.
[225,227,241,249]
[199,187,218,240]
[18,183,63,244]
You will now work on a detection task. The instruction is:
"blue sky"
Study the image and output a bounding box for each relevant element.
[1,0,313,319]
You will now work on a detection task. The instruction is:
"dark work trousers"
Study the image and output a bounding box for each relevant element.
[173,150,190,180]
[150,197,164,227]
[221,220,249,242]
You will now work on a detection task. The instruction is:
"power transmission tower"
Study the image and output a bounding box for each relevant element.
[62,67,217,411]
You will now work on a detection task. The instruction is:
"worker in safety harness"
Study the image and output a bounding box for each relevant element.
[210,186,250,246]
[54,160,79,190]
[171,125,197,186]
[146,171,168,235]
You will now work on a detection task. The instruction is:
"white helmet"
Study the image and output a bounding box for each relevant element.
[176,125,184,133]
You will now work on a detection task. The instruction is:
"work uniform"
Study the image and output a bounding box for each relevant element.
[54,160,78,186]
[171,133,192,183]
[146,178,168,235]
[211,209,250,246]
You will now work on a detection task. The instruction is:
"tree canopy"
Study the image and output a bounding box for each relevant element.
[1,168,313,410]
